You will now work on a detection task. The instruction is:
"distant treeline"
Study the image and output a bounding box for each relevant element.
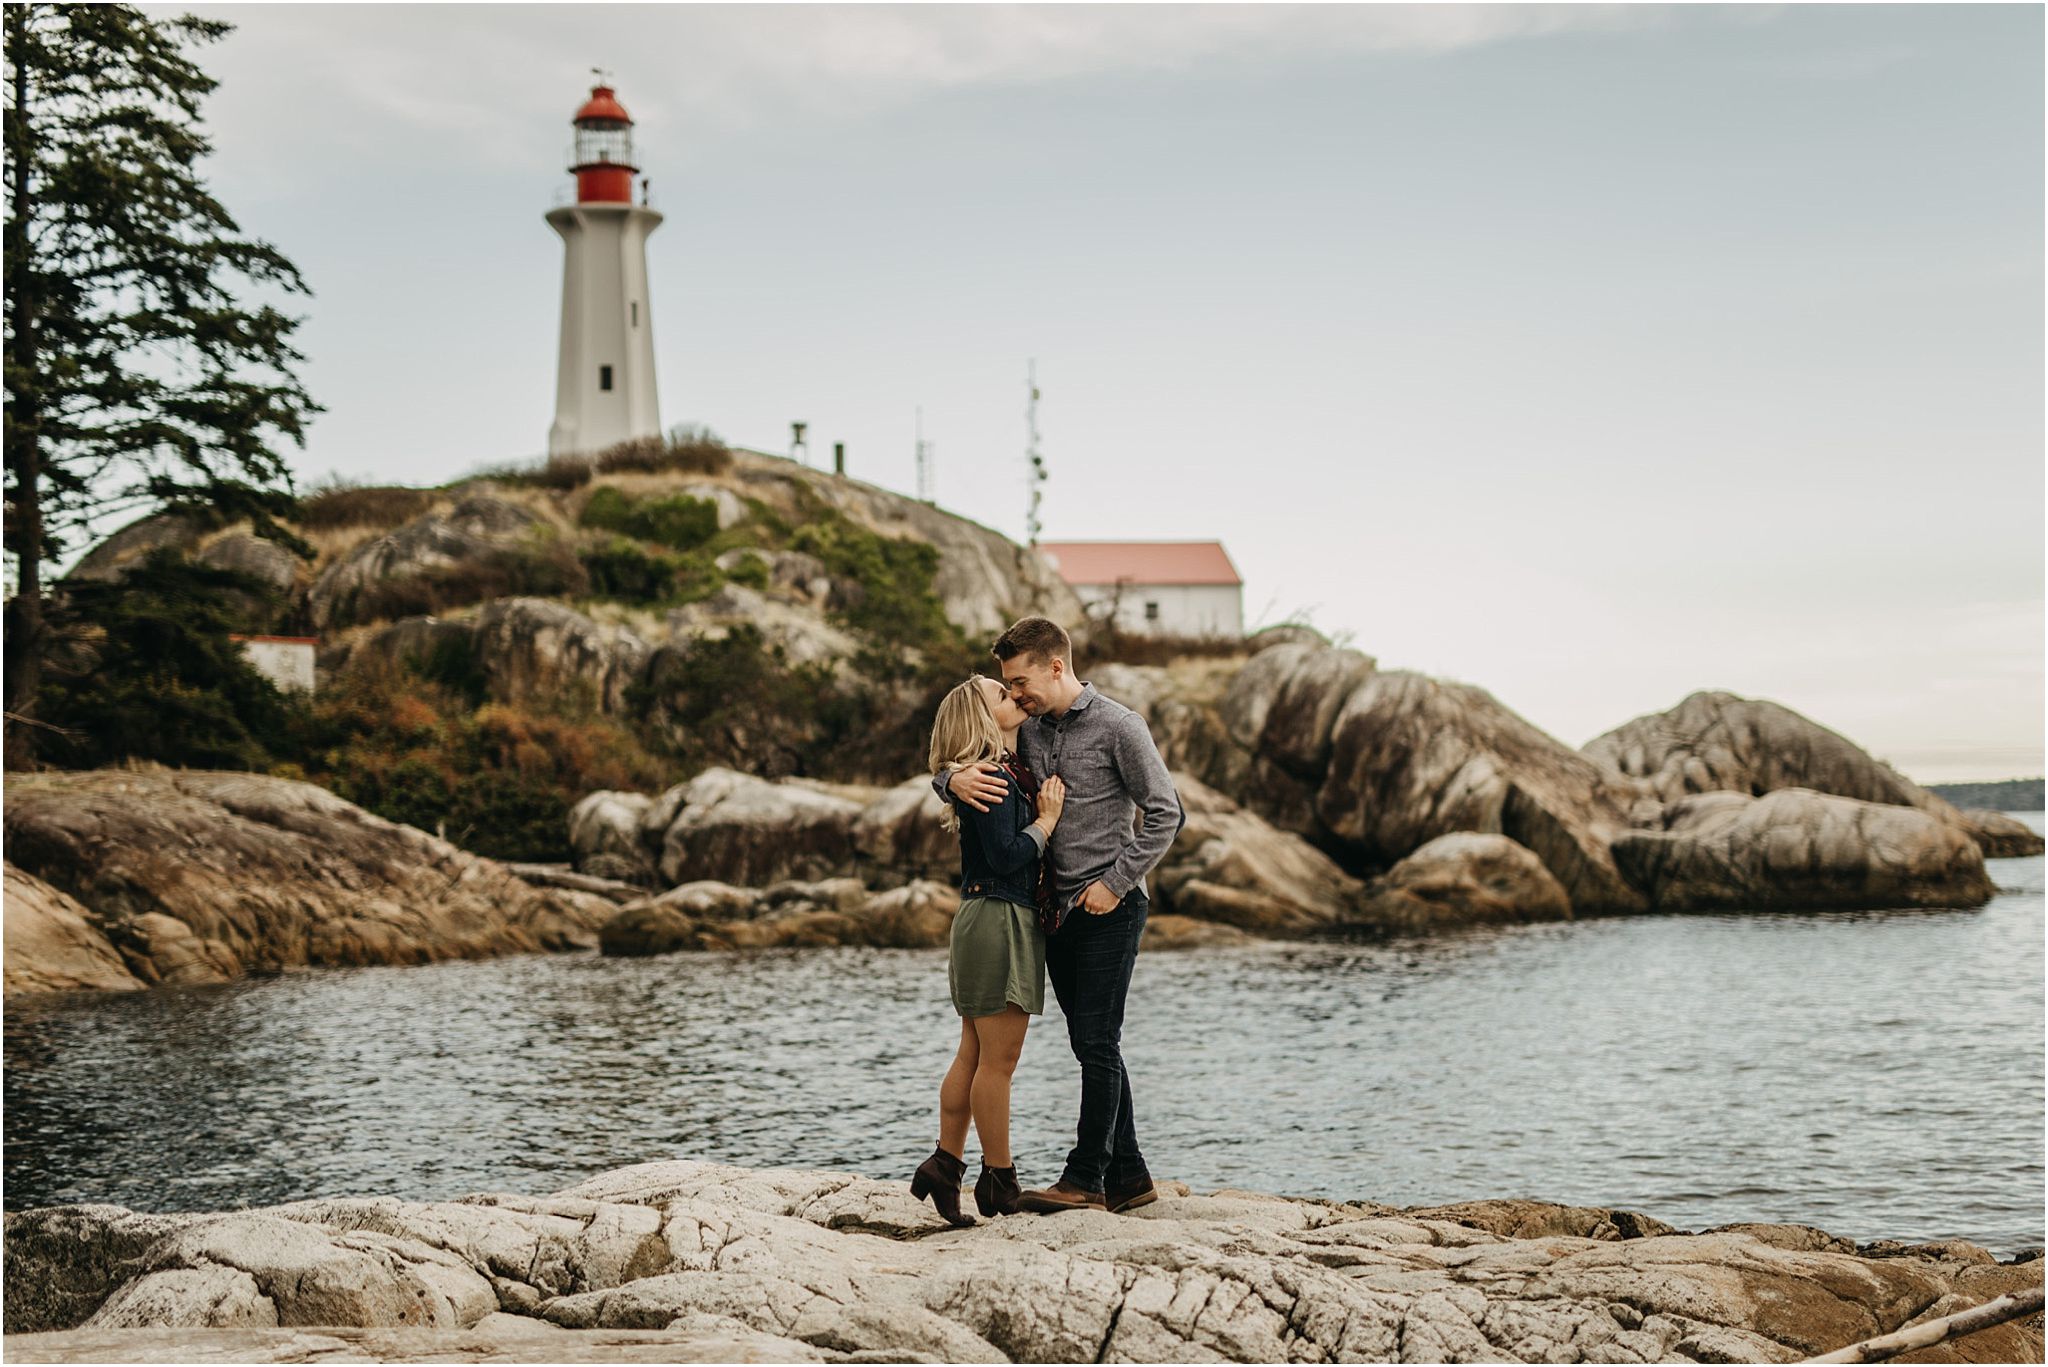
[1925,778,2045,811]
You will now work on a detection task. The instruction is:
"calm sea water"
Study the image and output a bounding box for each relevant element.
[6,815,2041,1255]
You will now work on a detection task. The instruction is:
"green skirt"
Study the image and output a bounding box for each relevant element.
[949,895,1047,1017]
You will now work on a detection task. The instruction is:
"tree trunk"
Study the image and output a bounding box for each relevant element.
[4,1,46,770]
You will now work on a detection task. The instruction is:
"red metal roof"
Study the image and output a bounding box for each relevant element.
[574,85,633,125]
[1036,541,1241,587]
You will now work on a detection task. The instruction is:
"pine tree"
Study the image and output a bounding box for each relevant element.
[4,4,319,768]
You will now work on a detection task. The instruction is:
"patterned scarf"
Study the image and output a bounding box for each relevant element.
[1000,751,1065,935]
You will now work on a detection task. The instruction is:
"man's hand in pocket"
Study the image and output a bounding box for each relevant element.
[1080,880,1120,915]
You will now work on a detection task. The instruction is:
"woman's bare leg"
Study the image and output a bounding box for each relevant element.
[938,1015,978,1158]
[968,1005,1030,1167]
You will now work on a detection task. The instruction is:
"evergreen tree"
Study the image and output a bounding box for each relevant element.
[4,4,319,768]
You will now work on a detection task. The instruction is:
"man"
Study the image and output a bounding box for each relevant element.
[933,616,1184,1214]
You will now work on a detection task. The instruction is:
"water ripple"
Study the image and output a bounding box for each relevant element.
[5,840,2042,1255]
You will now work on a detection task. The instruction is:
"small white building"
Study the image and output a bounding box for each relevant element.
[1036,541,1243,639]
[229,634,317,693]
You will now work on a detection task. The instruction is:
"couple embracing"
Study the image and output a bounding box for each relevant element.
[910,616,1185,1225]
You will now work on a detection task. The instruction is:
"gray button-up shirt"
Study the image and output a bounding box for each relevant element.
[937,682,1185,910]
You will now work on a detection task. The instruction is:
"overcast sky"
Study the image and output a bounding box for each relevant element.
[144,2,2042,781]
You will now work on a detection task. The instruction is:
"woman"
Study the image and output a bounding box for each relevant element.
[911,674,1066,1226]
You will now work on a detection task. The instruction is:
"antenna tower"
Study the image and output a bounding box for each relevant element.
[915,406,935,503]
[1025,360,1045,546]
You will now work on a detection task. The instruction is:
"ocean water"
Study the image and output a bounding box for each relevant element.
[6,814,2041,1255]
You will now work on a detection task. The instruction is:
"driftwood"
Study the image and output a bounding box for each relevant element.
[1803,1284,2045,1363]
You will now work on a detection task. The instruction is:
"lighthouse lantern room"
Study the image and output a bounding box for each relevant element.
[546,78,663,458]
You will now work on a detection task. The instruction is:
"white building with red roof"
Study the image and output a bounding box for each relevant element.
[1035,541,1243,639]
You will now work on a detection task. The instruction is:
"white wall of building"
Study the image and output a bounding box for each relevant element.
[1072,582,1243,638]
[234,639,316,694]
[546,202,663,457]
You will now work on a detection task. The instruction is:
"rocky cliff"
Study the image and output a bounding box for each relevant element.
[4,1159,2039,1363]
[3,768,614,993]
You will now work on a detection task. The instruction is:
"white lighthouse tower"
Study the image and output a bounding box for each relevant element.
[546,79,662,457]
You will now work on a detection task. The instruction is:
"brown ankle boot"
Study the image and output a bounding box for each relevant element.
[975,1163,1023,1217]
[910,1146,976,1227]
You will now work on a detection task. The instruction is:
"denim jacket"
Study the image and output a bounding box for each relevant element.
[955,769,1046,913]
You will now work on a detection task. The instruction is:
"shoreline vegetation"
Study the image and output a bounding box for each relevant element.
[2,1158,2041,1363]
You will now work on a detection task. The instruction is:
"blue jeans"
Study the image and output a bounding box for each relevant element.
[1045,888,1149,1193]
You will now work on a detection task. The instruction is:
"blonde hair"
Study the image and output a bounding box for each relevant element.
[929,676,1005,833]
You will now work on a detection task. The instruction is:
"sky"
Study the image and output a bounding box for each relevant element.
[129,2,2042,782]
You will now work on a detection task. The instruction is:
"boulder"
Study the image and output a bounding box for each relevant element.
[1316,670,1649,914]
[1152,774,1363,935]
[1230,643,1378,782]
[1208,648,1652,918]
[8,1160,2038,1363]
[656,769,867,888]
[660,584,859,670]
[1586,691,2044,859]
[470,597,653,715]
[2,865,145,994]
[847,776,957,884]
[195,532,301,597]
[567,791,659,883]
[308,493,543,630]
[1956,808,2044,859]
[2,769,616,995]
[1610,788,1997,912]
[1355,832,1575,931]
[62,511,212,583]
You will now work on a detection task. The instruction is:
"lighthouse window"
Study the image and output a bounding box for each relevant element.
[631,302,638,327]
[599,365,614,391]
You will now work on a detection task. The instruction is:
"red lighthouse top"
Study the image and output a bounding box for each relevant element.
[569,82,638,204]
[574,85,633,125]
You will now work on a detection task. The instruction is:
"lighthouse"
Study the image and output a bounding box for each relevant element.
[546,80,662,458]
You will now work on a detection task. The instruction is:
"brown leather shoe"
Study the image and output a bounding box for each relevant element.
[1016,1179,1108,1214]
[1106,1174,1158,1214]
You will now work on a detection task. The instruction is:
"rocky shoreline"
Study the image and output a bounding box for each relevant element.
[5,754,2040,997]
[3,1159,2040,1363]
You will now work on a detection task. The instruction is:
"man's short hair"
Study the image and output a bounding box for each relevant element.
[992,616,1071,666]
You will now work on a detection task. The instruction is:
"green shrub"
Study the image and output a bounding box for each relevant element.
[789,508,961,661]
[580,536,678,602]
[579,486,720,552]
[722,553,769,588]
[404,633,489,710]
